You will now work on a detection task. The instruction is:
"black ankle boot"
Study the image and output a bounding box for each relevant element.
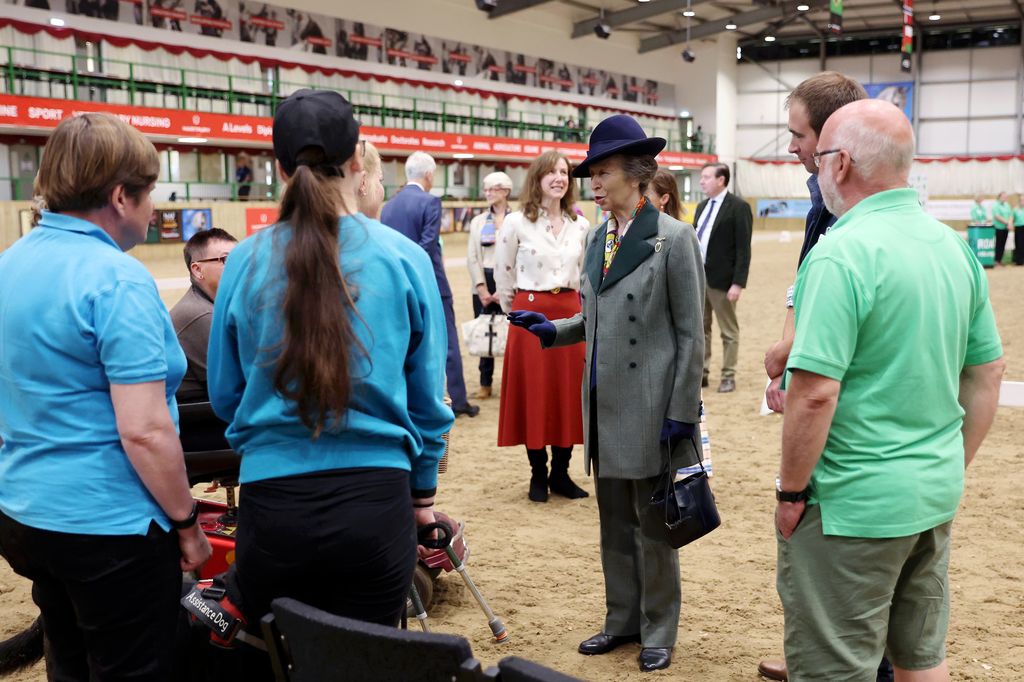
[549,446,589,499]
[527,449,548,502]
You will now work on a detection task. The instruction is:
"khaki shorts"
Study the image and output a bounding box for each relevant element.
[777,504,951,681]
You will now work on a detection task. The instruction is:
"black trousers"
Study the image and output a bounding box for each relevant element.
[471,267,502,387]
[236,467,417,680]
[1015,227,1024,265]
[995,229,1009,264]
[0,511,181,682]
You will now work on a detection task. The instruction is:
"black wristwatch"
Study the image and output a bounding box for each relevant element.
[170,501,200,530]
[775,477,809,503]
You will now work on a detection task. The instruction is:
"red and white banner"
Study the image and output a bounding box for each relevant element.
[0,94,716,168]
[245,206,279,235]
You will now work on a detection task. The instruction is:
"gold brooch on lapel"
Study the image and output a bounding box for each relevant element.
[654,237,667,253]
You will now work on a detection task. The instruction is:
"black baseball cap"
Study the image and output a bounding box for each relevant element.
[272,89,360,175]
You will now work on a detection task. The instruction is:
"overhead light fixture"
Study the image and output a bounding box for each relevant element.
[668,165,684,171]
[454,79,464,86]
[638,0,651,3]
[49,17,65,26]
[765,35,776,42]
[725,23,738,30]
[929,13,940,20]
[594,9,611,38]
[177,137,208,144]
[679,110,691,118]
[681,48,696,62]
[683,9,695,16]
[475,0,497,12]
[796,3,810,10]
[736,46,742,59]
[453,153,475,159]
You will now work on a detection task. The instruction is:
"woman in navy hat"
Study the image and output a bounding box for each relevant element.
[510,114,706,673]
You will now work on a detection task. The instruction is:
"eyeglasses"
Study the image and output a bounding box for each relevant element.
[812,148,851,168]
[358,139,366,158]
[195,255,228,265]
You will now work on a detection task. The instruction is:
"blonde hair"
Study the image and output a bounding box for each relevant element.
[482,171,513,192]
[521,151,577,223]
[34,113,159,217]
[362,140,382,179]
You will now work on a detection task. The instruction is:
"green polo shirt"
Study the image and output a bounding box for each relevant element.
[970,203,988,224]
[991,200,1012,230]
[1013,207,1024,229]
[789,188,1003,538]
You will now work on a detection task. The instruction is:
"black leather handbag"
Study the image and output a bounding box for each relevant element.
[649,440,721,549]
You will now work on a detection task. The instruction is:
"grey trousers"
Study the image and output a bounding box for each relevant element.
[594,471,681,648]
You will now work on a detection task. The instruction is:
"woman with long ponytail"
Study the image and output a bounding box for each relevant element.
[207,90,453,677]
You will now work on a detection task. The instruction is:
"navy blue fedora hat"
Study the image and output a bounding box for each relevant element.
[572,114,666,178]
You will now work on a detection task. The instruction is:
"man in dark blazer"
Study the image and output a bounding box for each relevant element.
[692,162,752,393]
[381,151,478,417]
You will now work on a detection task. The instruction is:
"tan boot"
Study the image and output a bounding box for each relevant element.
[757,659,788,681]
[475,386,493,399]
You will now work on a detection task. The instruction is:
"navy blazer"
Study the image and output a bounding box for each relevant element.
[380,184,452,298]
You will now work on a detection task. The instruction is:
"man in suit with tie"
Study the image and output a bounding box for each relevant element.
[381,151,479,417]
[692,162,752,393]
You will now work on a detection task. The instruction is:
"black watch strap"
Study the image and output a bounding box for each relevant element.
[170,500,199,530]
[776,488,809,503]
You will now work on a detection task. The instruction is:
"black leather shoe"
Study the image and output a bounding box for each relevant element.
[578,632,641,655]
[701,376,709,388]
[453,404,480,417]
[638,647,672,672]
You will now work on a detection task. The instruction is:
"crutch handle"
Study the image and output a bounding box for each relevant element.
[417,520,454,550]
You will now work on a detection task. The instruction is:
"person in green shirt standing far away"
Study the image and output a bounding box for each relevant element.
[969,194,988,225]
[775,98,1006,682]
[1013,194,1024,266]
[990,191,1012,264]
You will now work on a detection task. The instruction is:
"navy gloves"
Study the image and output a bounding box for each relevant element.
[507,310,556,347]
[660,419,695,447]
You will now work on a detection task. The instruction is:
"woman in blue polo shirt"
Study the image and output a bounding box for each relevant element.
[0,114,211,680]
[207,90,453,675]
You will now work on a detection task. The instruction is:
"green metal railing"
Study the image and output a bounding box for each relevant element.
[1,45,713,153]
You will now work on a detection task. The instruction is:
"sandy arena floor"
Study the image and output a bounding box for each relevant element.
[2,230,1022,681]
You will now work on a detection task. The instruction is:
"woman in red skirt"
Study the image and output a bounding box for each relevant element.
[494,150,590,502]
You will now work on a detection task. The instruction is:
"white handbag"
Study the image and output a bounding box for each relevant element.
[461,313,509,358]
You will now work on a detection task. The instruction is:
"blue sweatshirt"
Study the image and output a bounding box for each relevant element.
[207,214,453,495]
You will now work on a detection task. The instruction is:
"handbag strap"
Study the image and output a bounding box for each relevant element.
[660,431,707,524]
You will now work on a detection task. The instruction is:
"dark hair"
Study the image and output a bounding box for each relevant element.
[618,155,658,194]
[649,169,682,220]
[786,71,868,136]
[522,150,578,223]
[183,227,238,269]
[702,162,730,187]
[274,146,364,439]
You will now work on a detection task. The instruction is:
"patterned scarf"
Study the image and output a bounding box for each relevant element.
[603,196,647,276]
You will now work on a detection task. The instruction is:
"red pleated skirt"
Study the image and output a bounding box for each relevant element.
[497,290,585,449]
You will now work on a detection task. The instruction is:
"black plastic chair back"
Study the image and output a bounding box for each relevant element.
[498,656,584,682]
[265,597,491,682]
[177,401,240,485]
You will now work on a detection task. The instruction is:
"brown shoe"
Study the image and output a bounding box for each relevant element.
[475,386,492,399]
[757,658,788,681]
[717,378,736,393]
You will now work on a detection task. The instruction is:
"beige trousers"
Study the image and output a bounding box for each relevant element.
[703,287,739,380]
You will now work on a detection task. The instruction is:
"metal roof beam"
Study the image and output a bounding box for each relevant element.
[572,0,712,38]
[487,0,555,19]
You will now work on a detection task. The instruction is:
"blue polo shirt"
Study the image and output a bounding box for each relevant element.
[0,211,186,535]
[207,214,453,494]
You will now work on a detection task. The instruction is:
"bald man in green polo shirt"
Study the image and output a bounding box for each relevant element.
[775,99,1005,681]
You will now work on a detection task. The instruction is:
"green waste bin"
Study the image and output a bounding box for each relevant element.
[967,224,996,268]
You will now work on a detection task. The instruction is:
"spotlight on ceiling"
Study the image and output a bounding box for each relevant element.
[681,47,696,62]
[594,22,612,39]
[683,9,695,16]
[796,3,810,10]
[928,13,941,20]
[725,22,738,30]
[475,0,497,12]
[765,35,776,42]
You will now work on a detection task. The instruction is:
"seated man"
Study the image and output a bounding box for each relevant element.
[171,227,238,403]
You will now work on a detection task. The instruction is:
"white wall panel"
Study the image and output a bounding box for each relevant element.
[918,120,969,155]
[737,62,781,92]
[968,119,1017,154]
[828,56,871,83]
[778,60,819,88]
[969,80,1018,117]
[971,47,1018,80]
[921,50,970,82]
[736,92,784,126]
[737,127,787,159]
[920,82,970,118]
[869,54,908,83]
